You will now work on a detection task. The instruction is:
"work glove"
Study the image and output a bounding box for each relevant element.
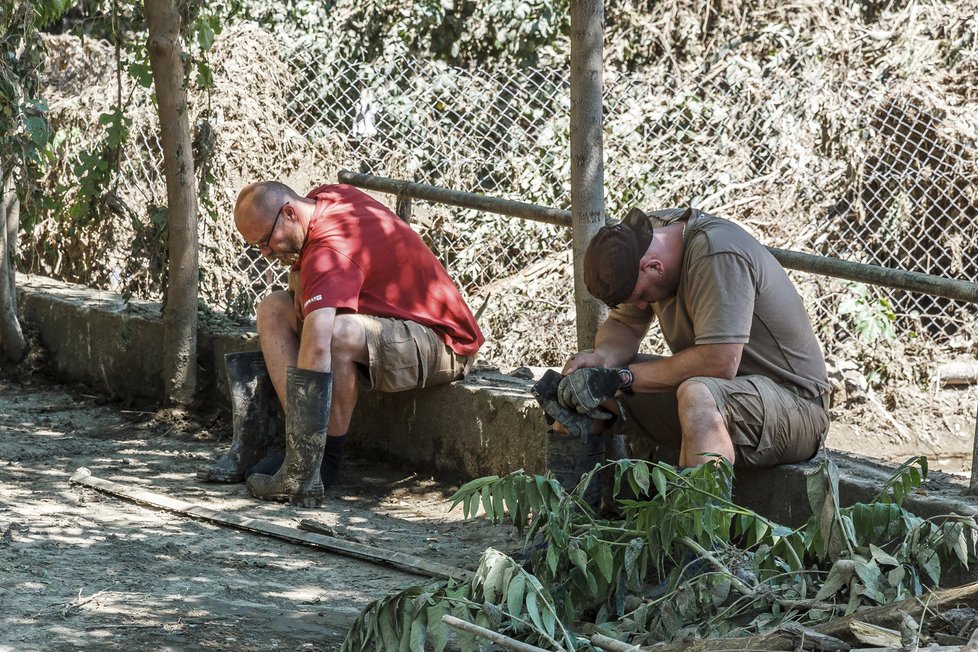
[557,367,623,415]
[532,369,609,439]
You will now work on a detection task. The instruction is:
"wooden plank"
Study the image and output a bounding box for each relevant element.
[68,467,473,582]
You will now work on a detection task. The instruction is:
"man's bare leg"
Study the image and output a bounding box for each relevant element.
[255,290,300,409]
[676,379,734,466]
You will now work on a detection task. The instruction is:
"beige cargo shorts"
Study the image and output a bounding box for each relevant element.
[356,315,473,393]
[618,374,829,467]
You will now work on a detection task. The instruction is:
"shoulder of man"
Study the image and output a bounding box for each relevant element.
[305,183,337,199]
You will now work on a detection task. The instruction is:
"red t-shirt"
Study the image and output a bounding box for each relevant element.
[293,184,484,357]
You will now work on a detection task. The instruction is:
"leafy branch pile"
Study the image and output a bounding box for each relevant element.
[342,456,977,651]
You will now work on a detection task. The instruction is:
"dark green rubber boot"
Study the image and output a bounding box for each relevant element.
[246,367,331,507]
[546,429,604,512]
[197,351,277,483]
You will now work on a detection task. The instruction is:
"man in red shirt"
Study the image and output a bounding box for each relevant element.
[201,181,484,507]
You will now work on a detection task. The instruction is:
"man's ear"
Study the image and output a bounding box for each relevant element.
[640,256,664,275]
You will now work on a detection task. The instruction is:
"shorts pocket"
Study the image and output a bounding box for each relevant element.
[376,322,424,392]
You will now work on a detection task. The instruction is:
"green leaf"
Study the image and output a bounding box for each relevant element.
[594,543,613,583]
[815,560,855,601]
[409,614,426,652]
[887,565,906,588]
[916,547,942,585]
[651,466,667,497]
[480,484,495,521]
[196,22,216,50]
[546,543,558,574]
[128,60,154,88]
[954,525,970,568]
[869,544,900,567]
[491,485,505,523]
[633,462,651,495]
[853,559,884,603]
[753,518,769,544]
[542,602,556,637]
[482,555,507,603]
[25,115,47,147]
[506,573,526,616]
[196,62,214,89]
[569,546,588,576]
[525,588,543,631]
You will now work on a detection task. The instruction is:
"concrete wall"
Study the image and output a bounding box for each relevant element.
[15,274,978,539]
[15,274,544,479]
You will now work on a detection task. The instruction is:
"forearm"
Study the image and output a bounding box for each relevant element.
[591,318,646,367]
[628,343,742,393]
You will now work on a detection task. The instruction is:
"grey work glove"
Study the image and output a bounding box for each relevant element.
[532,369,606,439]
[557,367,623,415]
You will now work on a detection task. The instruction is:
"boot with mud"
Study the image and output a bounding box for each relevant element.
[197,351,277,483]
[246,367,331,507]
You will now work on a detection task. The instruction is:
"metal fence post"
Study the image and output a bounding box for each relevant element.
[569,0,607,351]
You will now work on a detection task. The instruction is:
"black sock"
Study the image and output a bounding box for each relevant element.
[245,450,285,478]
[321,433,347,488]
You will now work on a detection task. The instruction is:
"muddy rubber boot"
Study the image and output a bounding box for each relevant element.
[246,367,331,507]
[197,351,277,483]
[546,429,604,512]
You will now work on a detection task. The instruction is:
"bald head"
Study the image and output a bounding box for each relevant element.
[234,181,301,237]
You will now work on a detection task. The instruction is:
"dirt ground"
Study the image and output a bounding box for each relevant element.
[2,356,977,651]
[0,371,524,651]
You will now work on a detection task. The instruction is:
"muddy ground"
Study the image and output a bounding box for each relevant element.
[0,371,524,651]
[2,358,977,651]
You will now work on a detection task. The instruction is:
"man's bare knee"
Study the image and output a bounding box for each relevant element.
[676,378,716,410]
[330,314,368,362]
[256,291,296,332]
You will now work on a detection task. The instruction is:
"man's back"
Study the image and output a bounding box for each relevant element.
[619,208,830,399]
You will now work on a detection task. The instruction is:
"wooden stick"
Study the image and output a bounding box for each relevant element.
[68,468,472,582]
[778,621,851,651]
[440,614,551,652]
[590,632,642,651]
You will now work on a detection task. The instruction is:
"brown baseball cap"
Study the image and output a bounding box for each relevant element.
[583,207,654,308]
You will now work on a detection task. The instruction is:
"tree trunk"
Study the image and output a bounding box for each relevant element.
[145,0,198,406]
[0,172,27,363]
[569,0,607,350]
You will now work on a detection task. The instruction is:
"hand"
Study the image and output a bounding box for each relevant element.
[562,350,608,375]
[531,369,610,438]
[557,367,623,414]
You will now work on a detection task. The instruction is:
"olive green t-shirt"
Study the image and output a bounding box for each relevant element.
[610,207,830,400]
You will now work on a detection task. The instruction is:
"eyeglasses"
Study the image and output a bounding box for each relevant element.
[253,203,287,251]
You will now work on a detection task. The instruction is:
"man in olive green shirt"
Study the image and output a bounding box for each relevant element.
[558,207,830,467]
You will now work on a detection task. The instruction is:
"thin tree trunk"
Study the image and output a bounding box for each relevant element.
[145,0,198,405]
[569,0,607,350]
[0,172,26,363]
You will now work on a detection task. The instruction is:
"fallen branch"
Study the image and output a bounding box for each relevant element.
[778,621,850,651]
[440,614,552,652]
[68,467,472,582]
[819,582,978,641]
[590,632,643,651]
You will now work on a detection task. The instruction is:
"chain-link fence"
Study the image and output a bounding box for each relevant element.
[29,25,978,369]
[274,37,977,350]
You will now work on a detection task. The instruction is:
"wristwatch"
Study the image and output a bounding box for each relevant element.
[618,367,635,394]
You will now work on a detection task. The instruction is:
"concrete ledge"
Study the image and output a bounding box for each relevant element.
[350,371,545,479]
[15,274,978,537]
[17,274,259,407]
